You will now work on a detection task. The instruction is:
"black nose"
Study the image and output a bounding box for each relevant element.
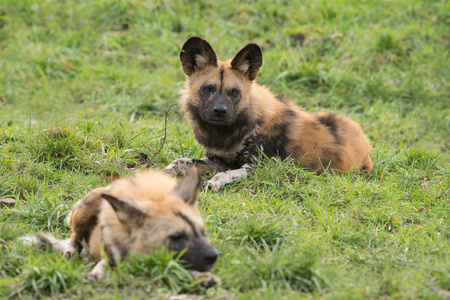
[205,248,219,265]
[213,104,227,116]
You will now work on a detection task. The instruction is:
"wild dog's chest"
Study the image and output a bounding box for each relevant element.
[192,111,260,159]
[198,121,261,164]
[205,124,291,168]
[204,139,248,164]
[203,128,260,167]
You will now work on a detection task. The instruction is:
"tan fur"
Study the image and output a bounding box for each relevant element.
[21,168,219,284]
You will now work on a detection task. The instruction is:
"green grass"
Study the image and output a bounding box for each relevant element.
[0,0,449,299]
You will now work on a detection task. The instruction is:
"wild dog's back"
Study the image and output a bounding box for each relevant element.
[245,84,373,173]
[289,110,372,173]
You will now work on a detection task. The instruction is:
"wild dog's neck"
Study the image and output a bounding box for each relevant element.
[189,106,262,162]
[249,83,285,123]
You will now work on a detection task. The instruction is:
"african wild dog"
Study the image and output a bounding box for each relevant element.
[164,36,373,190]
[21,167,220,286]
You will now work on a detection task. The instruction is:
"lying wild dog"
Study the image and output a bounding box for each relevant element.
[164,36,373,190]
[21,167,220,286]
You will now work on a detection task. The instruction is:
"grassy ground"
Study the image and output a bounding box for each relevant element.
[0,0,449,299]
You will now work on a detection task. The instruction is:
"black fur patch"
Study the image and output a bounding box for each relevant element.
[317,114,343,145]
[219,66,224,92]
[238,108,297,165]
[85,218,98,244]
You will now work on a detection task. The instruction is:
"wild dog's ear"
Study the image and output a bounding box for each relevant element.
[180,36,218,76]
[101,193,147,226]
[171,166,201,205]
[231,43,263,81]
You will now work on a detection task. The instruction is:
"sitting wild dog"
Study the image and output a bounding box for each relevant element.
[21,167,220,286]
[163,36,373,190]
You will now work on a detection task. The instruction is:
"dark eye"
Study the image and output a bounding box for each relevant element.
[202,85,212,93]
[230,87,240,97]
[169,232,187,242]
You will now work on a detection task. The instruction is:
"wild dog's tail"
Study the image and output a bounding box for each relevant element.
[19,233,75,259]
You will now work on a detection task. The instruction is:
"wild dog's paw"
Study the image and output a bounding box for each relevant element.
[84,272,100,283]
[57,238,77,259]
[200,180,212,191]
[190,271,221,288]
[206,168,251,191]
[204,172,230,191]
[85,259,107,283]
[163,158,194,176]
[62,249,76,259]
[203,180,221,192]
[162,168,177,177]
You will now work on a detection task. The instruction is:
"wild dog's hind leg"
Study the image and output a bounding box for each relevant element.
[19,233,76,259]
[163,158,223,177]
[67,187,107,254]
[17,188,107,259]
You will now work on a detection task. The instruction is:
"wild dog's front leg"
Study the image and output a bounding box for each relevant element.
[85,259,107,282]
[202,141,260,191]
[203,164,253,191]
[163,157,224,177]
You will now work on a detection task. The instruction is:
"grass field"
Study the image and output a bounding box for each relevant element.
[0,0,449,299]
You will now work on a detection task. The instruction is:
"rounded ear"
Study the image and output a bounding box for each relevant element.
[231,43,263,81]
[170,166,201,205]
[180,36,218,76]
[101,193,147,226]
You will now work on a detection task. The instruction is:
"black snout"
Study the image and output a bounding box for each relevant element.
[177,238,219,272]
[213,104,227,116]
[205,248,219,265]
[201,92,235,125]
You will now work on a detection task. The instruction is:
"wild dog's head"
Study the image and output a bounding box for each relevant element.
[179,36,263,127]
[100,167,218,272]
